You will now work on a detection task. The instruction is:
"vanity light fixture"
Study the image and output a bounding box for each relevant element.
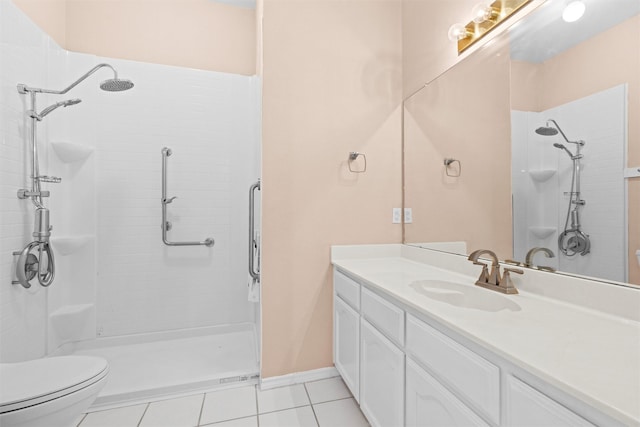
[450,0,532,54]
[562,0,586,23]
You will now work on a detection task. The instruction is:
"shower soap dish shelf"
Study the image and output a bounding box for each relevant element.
[529,227,556,240]
[52,141,94,164]
[529,169,556,182]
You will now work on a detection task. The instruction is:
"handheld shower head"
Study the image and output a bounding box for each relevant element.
[553,142,575,158]
[33,98,82,121]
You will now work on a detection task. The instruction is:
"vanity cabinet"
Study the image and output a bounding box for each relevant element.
[505,376,595,426]
[333,267,610,427]
[333,295,360,401]
[406,358,488,427]
[360,317,405,427]
[405,314,500,424]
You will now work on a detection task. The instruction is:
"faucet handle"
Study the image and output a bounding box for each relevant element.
[500,267,523,295]
[470,259,490,283]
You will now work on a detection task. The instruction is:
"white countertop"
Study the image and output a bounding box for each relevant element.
[332,247,640,426]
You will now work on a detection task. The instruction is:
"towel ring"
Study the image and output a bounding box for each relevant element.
[444,158,461,177]
[348,152,367,173]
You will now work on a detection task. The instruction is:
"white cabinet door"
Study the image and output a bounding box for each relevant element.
[334,296,360,401]
[506,376,595,426]
[406,358,488,427]
[360,318,404,427]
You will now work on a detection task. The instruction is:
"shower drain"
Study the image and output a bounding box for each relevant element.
[220,374,260,384]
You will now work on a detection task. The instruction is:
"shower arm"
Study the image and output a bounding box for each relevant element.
[17,63,118,95]
[547,119,572,144]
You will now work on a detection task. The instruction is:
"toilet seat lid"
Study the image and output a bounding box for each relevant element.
[0,356,108,412]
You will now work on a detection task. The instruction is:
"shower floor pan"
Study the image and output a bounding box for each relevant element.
[54,323,259,410]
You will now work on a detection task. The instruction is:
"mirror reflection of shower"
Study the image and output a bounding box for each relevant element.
[535,119,590,257]
[13,63,134,289]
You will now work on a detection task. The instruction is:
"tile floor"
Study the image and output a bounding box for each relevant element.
[77,377,369,427]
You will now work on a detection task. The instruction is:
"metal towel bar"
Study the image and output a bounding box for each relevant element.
[161,147,214,247]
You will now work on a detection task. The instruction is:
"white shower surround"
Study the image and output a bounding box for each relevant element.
[0,0,261,361]
[89,58,261,338]
[512,84,627,283]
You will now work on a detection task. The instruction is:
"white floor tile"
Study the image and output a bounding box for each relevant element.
[257,384,310,413]
[79,404,147,427]
[259,406,318,427]
[304,377,351,404]
[207,416,258,427]
[313,398,369,427]
[139,394,203,427]
[200,386,257,425]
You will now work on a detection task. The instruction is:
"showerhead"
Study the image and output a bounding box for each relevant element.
[535,125,559,136]
[100,78,134,92]
[18,63,134,96]
[535,118,585,147]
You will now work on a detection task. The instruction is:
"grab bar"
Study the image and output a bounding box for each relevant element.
[161,147,214,247]
[249,179,261,280]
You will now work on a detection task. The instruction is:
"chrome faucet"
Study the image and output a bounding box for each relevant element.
[525,247,556,271]
[468,249,523,294]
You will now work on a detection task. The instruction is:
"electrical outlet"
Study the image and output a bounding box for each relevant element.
[404,208,413,224]
[392,208,402,224]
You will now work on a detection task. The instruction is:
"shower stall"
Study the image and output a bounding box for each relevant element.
[511,84,627,282]
[0,0,261,409]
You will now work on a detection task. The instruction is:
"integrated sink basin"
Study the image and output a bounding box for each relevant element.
[409,280,521,312]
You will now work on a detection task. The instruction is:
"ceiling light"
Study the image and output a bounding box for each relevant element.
[562,1,586,23]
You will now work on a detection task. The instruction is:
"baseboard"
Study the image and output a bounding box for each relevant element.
[259,366,339,390]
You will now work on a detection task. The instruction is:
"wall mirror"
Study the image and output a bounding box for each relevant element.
[403,0,640,286]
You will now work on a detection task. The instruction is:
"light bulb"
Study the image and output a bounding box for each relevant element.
[471,2,498,23]
[448,23,471,41]
[562,1,586,22]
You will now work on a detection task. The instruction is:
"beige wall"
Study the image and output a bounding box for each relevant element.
[511,16,640,284]
[12,0,256,75]
[402,0,544,98]
[12,0,67,46]
[404,42,513,260]
[261,0,403,377]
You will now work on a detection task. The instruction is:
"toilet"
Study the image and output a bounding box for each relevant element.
[0,356,108,427]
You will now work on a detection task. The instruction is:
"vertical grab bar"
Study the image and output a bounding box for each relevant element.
[249,179,261,280]
[161,147,215,247]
